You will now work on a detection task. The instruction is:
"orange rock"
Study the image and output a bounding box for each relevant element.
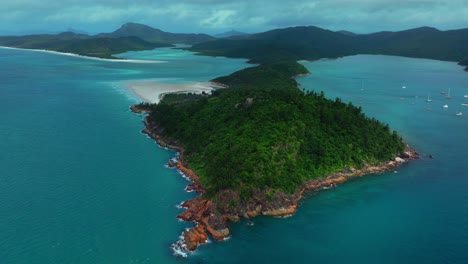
[201,217,230,241]
[334,176,347,184]
[177,199,212,222]
[183,225,208,251]
[262,205,297,217]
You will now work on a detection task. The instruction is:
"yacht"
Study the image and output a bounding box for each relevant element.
[425,93,432,102]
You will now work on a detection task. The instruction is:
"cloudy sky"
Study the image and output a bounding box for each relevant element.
[2,0,467,35]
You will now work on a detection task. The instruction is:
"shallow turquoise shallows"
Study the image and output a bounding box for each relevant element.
[1,49,467,264]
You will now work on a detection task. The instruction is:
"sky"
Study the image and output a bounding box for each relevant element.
[1,0,467,35]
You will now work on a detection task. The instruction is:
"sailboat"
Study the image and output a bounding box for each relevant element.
[445,88,452,99]
[456,106,463,116]
[425,93,432,102]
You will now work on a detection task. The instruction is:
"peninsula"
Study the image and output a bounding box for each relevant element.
[131,61,419,252]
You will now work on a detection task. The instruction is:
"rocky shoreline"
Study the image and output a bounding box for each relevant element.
[131,104,419,253]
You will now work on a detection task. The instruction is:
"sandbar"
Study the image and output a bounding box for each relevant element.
[123,79,223,103]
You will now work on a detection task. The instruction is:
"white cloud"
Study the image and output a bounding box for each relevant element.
[200,10,237,28]
[0,0,466,35]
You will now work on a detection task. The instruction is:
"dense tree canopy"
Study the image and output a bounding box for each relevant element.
[143,63,404,197]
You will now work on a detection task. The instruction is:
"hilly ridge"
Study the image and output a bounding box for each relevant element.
[190,25,468,67]
[98,22,215,44]
[0,23,466,69]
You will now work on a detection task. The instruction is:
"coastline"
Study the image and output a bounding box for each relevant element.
[0,46,166,63]
[124,80,227,104]
[131,104,419,254]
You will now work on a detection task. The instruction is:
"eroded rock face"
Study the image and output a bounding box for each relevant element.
[183,225,208,251]
[130,105,151,114]
[168,159,176,167]
[176,161,199,183]
[202,216,230,241]
[262,205,297,217]
[185,182,203,193]
[177,199,212,222]
[177,198,230,248]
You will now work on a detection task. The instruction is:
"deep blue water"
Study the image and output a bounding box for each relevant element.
[1,49,467,264]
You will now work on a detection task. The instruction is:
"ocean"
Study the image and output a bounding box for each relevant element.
[1,48,467,263]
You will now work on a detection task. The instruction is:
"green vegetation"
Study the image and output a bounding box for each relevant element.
[212,61,309,89]
[0,23,214,59]
[190,26,468,65]
[0,33,166,59]
[2,23,466,65]
[144,63,405,197]
[57,37,165,58]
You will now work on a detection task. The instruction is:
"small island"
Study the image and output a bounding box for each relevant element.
[131,61,419,252]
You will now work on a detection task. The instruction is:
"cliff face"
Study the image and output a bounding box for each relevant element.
[132,105,419,253]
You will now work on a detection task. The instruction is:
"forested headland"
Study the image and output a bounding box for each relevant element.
[134,61,418,251]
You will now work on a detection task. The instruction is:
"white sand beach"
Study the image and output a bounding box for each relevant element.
[0,46,166,63]
[124,80,223,103]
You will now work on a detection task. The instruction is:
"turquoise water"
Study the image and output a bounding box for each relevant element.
[1,49,467,263]
[187,56,468,263]
[0,47,248,264]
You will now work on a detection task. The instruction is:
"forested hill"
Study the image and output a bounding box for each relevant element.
[0,33,164,59]
[2,24,466,65]
[189,26,468,66]
[144,66,405,196]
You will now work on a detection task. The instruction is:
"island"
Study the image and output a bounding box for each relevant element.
[131,61,419,252]
[8,22,463,253]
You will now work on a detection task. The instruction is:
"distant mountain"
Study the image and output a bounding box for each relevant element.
[190,26,357,63]
[336,30,357,36]
[190,25,468,66]
[66,28,89,35]
[355,27,468,62]
[455,57,468,71]
[214,30,249,38]
[98,22,215,44]
[1,23,467,66]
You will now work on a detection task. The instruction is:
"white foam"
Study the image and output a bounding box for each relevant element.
[178,171,191,181]
[170,231,190,258]
[176,201,186,209]
[274,214,293,218]
[185,187,195,193]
